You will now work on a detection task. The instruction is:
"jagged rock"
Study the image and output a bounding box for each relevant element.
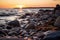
[54,16,60,27]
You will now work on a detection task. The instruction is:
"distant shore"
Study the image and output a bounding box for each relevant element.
[14,7,55,9]
[0,7,55,9]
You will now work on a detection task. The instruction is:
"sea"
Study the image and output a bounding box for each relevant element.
[0,8,54,24]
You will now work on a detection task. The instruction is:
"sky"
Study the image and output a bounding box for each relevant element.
[0,0,60,8]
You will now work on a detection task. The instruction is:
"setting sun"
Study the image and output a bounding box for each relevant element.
[16,5,25,12]
[16,5,25,8]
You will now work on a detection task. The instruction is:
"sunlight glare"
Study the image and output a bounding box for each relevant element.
[16,5,24,8]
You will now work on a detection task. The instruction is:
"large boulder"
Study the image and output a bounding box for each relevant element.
[54,4,60,17]
[54,16,60,27]
[8,20,20,27]
[44,31,60,40]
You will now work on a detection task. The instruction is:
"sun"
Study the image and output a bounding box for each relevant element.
[16,5,24,8]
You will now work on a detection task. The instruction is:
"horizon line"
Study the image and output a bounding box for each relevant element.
[0,7,55,9]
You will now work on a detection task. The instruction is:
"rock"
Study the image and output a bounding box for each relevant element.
[54,16,60,27]
[44,31,60,40]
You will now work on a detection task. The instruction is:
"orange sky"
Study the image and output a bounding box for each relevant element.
[0,0,60,8]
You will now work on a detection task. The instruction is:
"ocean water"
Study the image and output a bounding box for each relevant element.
[0,8,54,24]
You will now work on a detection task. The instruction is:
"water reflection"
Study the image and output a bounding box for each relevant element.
[0,8,53,25]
